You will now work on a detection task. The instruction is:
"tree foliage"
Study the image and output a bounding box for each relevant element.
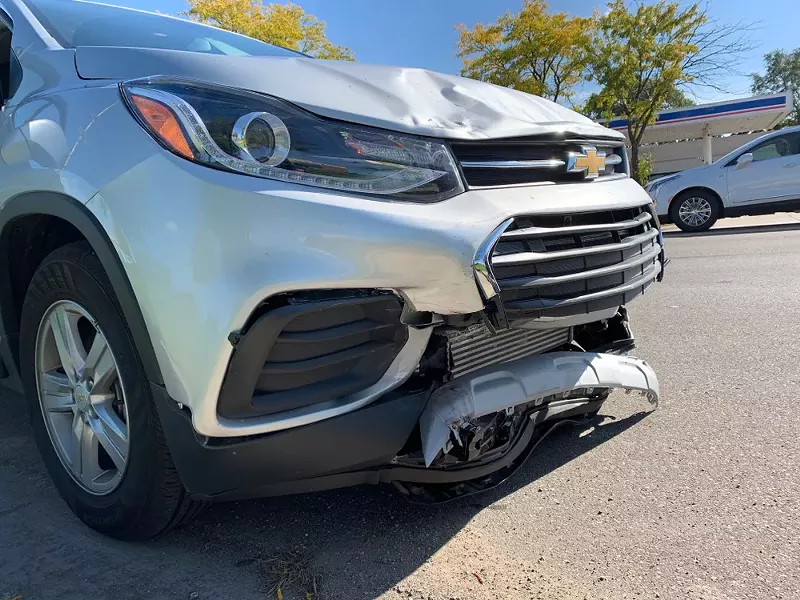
[584,82,695,120]
[184,0,354,60]
[663,86,696,109]
[636,151,655,184]
[586,0,752,183]
[456,0,593,104]
[751,49,800,126]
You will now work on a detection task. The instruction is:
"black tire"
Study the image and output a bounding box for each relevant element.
[669,190,722,232]
[20,241,205,540]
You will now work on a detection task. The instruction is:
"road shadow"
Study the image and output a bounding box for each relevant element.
[0,389,651,599]
[663,221,800,238]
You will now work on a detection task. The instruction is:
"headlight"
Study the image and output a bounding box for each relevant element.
[121,77,464,202]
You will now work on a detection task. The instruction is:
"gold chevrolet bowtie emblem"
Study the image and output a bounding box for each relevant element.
[567,146,607,179]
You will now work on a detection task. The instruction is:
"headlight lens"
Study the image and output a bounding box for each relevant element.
[121,77,464,202]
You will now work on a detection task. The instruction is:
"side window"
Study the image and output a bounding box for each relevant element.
[0,13,18,107]
[749,134,800,162]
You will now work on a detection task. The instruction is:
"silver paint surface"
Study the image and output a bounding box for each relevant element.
[0,0,651,437]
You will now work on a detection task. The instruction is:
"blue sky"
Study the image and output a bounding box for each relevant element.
[104,0,799,104]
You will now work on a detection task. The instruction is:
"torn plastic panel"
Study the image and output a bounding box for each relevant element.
[395,402,604,504]
[419,351,659,466]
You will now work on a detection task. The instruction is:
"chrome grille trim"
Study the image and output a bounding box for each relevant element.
[472,204,661,325]
[459,159,566,169]
[492,228,659,266]
[501,212,651,239]
[503,262,661,311]
[473,217,513,300]
[499,244,662,290]
[445,324,570,380]
[450,138,628,187]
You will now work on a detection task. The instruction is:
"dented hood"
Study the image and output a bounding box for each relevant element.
[75,47,622,141]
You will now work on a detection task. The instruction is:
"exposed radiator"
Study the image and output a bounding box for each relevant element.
[444,324,570,380]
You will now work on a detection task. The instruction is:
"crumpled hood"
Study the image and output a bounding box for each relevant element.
[75,47,623,141]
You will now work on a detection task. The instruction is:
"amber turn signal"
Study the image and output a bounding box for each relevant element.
[130,95,194,159]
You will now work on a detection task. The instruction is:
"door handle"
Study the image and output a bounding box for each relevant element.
[784,162,799,168]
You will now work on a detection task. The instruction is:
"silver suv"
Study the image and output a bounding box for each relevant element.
[0,0,663,539]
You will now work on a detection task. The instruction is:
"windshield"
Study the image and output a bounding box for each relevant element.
[25,0,304,58]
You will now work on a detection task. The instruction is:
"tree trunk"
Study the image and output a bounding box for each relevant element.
[630,142,641,184]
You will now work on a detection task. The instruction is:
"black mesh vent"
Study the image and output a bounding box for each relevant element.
[218,294,408,419]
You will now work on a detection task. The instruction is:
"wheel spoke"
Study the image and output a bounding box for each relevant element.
[42,391,76,413]
[78,417,104,484]
[91,402,128,471]
[40,371,75,413]
[37,300,130,494]
[49,306,85,385]
[65,412,84,469]
[84,333,116,392]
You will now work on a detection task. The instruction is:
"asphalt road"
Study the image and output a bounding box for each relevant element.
[2,224,800,600]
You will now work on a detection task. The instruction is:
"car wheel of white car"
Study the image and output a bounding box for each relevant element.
[670,191,721,232]
[20,241,206,540]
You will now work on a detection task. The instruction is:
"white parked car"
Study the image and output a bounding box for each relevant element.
[647,125,800,231]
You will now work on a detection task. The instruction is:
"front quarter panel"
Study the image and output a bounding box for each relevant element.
[652,165,728,217]
[0,81,172,389]
[0,76,153,207]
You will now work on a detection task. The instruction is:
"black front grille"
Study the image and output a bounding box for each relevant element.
[489,205,661,321]
[450,137,627,187]
[218,293,408,419]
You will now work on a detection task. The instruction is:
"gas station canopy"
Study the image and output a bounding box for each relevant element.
[603,92,793,144]
[599,92,793,174]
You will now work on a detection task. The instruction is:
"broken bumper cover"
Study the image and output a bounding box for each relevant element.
[154,351,658,501]
[420,351,659,465]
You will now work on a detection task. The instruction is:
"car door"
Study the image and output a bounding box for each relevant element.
[726,132,800,206]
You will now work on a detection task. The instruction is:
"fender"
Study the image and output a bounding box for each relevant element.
[0,191,164,387]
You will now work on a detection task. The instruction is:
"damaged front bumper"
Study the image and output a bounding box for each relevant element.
[420,351,659,466]
[156,349,659,502]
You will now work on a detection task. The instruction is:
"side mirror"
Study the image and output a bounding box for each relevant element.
[736,153,754,169]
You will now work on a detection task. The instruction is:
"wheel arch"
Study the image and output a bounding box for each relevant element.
[0,191,164,386]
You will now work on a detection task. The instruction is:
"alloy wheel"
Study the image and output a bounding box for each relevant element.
[678,196,712,228]
[35,300,130,495]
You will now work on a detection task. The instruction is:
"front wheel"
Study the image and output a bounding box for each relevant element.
[21,242,204,540]
[669,191,721,232]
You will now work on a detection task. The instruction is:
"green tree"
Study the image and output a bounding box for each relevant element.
[662,86,696,109]
[751,49,800,126]
[587,0,752,183]
[584,82,695,120]
[636,151,655,184]
[184,0,354,60]
[456,0,594,104]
